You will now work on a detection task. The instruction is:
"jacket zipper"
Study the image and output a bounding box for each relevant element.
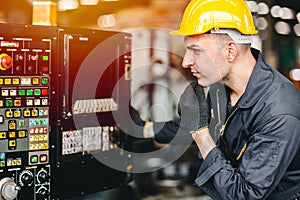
[220,107,238,136]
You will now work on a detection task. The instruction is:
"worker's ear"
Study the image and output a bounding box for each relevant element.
[226,41,238,62]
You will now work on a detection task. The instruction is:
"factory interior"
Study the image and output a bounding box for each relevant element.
[0,0,299,199]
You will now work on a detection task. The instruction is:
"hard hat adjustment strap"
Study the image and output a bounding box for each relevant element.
[210,29,253,44]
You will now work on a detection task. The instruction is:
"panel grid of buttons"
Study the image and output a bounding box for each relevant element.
[0,76,50,160]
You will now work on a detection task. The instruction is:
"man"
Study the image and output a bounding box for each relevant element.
[169,0,300,199]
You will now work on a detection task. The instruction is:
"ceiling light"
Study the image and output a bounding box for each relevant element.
[80,0,99,5]
[274,21,291,35]
[293,24,300,36]
[257,2,269,15]
[281,7,295,20]
[246,1,258,13]
[97,14,116,28]
[58,0,78,11]
[256,17,268,30]
[290,69,300,81]
[271,5,281,18]
[297,12,300,23]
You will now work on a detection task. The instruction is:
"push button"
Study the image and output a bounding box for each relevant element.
[32,77,40,85]
[6,100,13,107]
[34,89,41,95]
[26,89,33,96]
[8,131,16,138]
[2,90,9,96]
[41,89,48,96]
[4,78,11,85]
[0,132,6,139]
[32,109,38,117]
[5,110,13,118]
[23,110,31,117]
[12,78,20,85]
[8,140,16,150]
[0,115,3,124]
[30,155,38,164]
[19,120,25,127]
[41,77,49,85]
[14,100,21,107]
[14,110,21,117]
[18,90,25,96]
[18,130,27,138]
[9,90,17,96]
[8,120,16,130]
[26,99,33,106]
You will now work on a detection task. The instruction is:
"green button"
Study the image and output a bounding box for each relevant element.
[0,160,5,167]
[30,155,38,163]
[19,120,25,127]
[34,89,41,95]
[42,55,49,61]
[6,100,13,107]
[26,89,33,96]
[41,77,49,85]
[19,90,25,96]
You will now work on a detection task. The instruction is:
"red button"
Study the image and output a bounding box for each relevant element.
[41,89,48,95]
[40,154,48,163]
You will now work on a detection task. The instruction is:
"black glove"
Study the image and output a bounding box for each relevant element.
[178,81,209,134]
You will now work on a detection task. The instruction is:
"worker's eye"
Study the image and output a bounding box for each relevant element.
[188,47,201,55]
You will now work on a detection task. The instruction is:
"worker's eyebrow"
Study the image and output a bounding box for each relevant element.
[186,44,204,51]
[186,44,201,49]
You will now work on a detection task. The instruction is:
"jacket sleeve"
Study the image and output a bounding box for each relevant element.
[154,119,194,144]
[194,114,300,200]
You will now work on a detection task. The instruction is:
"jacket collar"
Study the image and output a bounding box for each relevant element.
[236,48,273,108]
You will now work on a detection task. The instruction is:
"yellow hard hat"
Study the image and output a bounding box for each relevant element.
[170,0,258,36]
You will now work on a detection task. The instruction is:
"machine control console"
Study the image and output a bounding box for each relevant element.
[0,33,52,200]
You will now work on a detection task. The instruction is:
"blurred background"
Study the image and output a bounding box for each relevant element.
[0,0,299,199]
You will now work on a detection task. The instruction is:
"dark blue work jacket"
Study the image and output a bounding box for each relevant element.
[154,48,300,199]
[195,49,300,200]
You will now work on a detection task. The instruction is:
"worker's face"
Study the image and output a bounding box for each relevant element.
[182,34,229,87]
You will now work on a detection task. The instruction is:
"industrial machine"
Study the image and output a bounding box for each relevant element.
[0,23,132,200]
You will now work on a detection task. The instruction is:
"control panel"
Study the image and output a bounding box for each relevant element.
[0,26,53,200]
[0,24,132,200]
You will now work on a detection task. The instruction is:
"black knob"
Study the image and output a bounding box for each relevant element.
[37,170,49,183]
[37,187,49,199]
[21,173,33,186]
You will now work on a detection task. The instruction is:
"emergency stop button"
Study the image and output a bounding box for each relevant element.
[0,53,12,70]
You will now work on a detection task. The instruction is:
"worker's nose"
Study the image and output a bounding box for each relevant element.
[182,51,194,68]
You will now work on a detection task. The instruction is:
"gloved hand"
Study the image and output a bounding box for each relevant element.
[178,81,209,134]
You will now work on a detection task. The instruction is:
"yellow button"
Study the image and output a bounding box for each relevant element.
[14,110,21,117]
[9,140,16,147]
[8,122,16,129]
[9,131,16,138]
[32,109,38,117]
[0,132,6,139]
[11,160,17,166]
[23,110,31,117]
[4,78,11,85]
[18,131,26,138]
[12,78,20,85]
[29,136,34,142]
[5,111,13,118]
[16,158,22,165]
[0,78,3,85]
[43,143,48,149]
[32,77,39,85]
